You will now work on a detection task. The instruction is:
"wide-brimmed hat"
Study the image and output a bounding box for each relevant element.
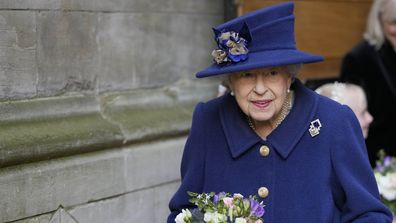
[196,2,324,78]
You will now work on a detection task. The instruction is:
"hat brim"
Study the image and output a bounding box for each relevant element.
[196,49,324,78]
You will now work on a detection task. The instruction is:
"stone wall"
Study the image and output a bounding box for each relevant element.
[0,0,224,222]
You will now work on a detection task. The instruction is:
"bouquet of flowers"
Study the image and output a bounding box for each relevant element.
[374,150,396,214]
[175,191,265,223]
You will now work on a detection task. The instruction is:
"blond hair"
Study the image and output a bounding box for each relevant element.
[364,0,396,49]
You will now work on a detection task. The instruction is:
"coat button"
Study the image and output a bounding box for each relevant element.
[258,187,269,198]
[259,145,270,157]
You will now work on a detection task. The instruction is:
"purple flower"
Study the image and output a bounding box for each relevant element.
[213,192,226,204]
[250,199,265,218]
[384,156,392,166]
[212,30,249,64]
[375,165,385,173]
[213,194,219,204]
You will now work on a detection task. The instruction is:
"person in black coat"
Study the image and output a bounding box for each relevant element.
[340,0,396,167]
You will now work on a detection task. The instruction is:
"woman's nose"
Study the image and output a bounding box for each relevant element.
[253,74,267,94]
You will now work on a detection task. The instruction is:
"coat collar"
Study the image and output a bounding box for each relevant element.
[220,79,318,159]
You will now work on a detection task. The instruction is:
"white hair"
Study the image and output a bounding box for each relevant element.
[224,63,303,83]
[364,0,396,49]
[315,82,365,105]
[285,64,302,77]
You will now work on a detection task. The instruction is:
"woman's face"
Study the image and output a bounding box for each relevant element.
[382,18,396,48]
[346,89,373,139]
[228,67,292,127]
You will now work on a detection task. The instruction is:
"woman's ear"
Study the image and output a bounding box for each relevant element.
[287,75,293,89]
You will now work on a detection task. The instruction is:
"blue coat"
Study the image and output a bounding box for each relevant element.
[168,80,392,222]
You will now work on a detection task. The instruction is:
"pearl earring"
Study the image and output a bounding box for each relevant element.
[287,88,290,93]
[230,91,235,96]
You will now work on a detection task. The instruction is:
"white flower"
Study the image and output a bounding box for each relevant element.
[175,209,192,223]
[212,49,227,64]
[375,172,396,200]
[233,193,244,199]
[203,211,227,223]
[235,217,247,223]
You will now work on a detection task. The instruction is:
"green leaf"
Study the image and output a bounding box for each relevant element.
[188,191,199,197]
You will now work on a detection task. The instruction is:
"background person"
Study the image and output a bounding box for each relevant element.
[340,0,396,166]
[168,2,392,222]
[315,82,373,139]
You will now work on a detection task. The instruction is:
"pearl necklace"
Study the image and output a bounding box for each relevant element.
[247,91,294,131]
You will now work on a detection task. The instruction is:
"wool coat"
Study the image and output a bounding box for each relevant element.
[168,79,392,223]
[340,39,396,167]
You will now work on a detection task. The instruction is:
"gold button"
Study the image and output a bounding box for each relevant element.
[258,187,269,198]
[259,145,270,157]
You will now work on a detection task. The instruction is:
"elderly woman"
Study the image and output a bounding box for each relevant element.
[340,0,396,167]
[168,2,392,222]
[315,82,373,139]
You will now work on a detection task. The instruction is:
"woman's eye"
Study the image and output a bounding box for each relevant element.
[269,70,278,76]
[241,72,253,78]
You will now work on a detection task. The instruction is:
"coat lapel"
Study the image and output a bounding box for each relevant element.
[219,94,262,158]
[268,80,318,159]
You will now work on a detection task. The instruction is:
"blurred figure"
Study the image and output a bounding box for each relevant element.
[216,81,229,97]
[316,82,373,139]
[340,0,396,166]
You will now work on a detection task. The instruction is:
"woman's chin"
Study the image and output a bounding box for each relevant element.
[249,114,273,123]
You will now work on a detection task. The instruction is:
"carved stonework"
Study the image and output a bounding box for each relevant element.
[49,207,78,223]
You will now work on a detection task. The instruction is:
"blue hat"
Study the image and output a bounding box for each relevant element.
[196,2,324,78]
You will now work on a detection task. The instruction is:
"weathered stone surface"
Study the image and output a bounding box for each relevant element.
[0,112,124,167]
[0,1,61,10]
[96,12,221,92]
[12,213,52,223]
[0,11,37,100]
[33,9,221,97]
[9,181,180,223]
[124,139,183,191]
[154,181,180,222]
[0,152,125,222]
[0,95,100,122]
[100,80,216,143]
[0,1,223,100]
[36,11,99,97]
[0,138,184,222]
[67,182,180,223]
[0,94,124,167]
[0,0,223,14]
[48,207,78,223]
[95,13,141,92]
[0,1,222,223]
[0,80,215,167]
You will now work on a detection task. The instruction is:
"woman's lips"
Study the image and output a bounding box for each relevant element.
[251,100,272,109]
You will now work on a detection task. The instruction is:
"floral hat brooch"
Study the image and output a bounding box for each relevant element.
[211,23,252,65]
